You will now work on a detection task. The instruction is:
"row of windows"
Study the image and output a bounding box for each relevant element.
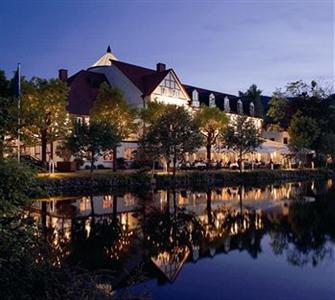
[161,73,180,90]
[192,89,255,116]
[161,87,180,98]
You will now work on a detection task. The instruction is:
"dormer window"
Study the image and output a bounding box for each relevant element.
[192,89,199,107]
[237,99,243,114]
[224,96,230,113]
[249,102,255,116]
[209,93,216,107]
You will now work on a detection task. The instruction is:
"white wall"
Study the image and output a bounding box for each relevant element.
[89,66,144,108]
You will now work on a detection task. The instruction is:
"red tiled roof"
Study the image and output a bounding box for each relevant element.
[67,70,108,115]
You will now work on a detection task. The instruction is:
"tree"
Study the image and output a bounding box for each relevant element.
[195,105,228,164]
[64,121,121,174]
[21,78,70,163]
[266,91,289,127]
[140,100,167,126]
[0,97,17,159]
[141,106,203,177]
[220,115,262,172]
[0,70,17,159]
[288,112,320,155]
[320,133,335,166]
[239,84,264,117]
[0,159,37,213]
[90,83,137,171]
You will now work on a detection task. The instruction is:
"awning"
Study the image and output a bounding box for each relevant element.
[256,139,290,155]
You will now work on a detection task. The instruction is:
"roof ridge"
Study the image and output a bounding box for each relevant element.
[184,84,238,98]
[113,59,156,73]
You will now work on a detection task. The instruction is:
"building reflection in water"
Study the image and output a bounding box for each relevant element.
[29,179,335,288]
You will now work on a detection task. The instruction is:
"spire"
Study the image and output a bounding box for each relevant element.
[91,46,118,67]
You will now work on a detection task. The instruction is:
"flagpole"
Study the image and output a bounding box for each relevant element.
[17,63,21,163]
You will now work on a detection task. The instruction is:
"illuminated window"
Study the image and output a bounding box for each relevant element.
[192,89,199,107]
[224,96,230,112]
[209,93,216,107]
[160,72,181,97]
[237,99,243,114]
[249,102,255,116]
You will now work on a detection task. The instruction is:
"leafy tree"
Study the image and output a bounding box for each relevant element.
[0,70,14,98]
[321,133,335,161]
[141,106,202,177]
[90,83,137,171]
[195,105,228,164]
[0,159,37,213]
[21,78,70,163]
[266,91,289,127]
[239,84,264,117]
[220,115,262,172]
[140,100,168,126]
[0,70,17,159]
[288,112,320,155]
[0,97,17,159]
[64,121,121,173]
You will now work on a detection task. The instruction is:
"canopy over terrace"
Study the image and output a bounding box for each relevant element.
[189,139,290,164]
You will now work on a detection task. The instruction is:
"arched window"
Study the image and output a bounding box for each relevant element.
[192,89,199,107]
[209,93,216,107]
[249,102,255,116]
[237,99,243,114]
[224,96,230,113]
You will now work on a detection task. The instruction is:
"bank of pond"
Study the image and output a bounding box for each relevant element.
[36,168,333,197]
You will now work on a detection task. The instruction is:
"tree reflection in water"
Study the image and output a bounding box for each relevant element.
[267,194,335,267]
[33,179,335,292]
[68,195,134,271]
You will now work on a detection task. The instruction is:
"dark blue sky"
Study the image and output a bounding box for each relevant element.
[1,0,333,95]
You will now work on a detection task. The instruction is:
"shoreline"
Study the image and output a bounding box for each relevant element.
[34,168,334,198]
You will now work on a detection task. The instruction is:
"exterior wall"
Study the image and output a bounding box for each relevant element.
[149,71,190,107]
[89,66,144,108]
[263,130,289,144]
[23,140,64,163]
[226,113,263,131]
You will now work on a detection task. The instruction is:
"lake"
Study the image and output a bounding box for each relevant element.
[32,180,335,300]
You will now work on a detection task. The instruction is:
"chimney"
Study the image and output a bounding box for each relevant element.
[58,69,68,81]
[156,63,166,72]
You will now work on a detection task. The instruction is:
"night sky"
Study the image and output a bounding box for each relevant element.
[1,0,334,95]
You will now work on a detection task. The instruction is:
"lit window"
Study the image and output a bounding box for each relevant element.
[224,96,230,112]
[192,89,199,107]
[209,93,216,107]
[237,99,243,114]
[249,102,255,116]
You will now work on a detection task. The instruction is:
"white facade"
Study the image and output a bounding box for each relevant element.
[90,65,144,108]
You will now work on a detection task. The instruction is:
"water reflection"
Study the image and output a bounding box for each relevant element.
[30,180,335,295]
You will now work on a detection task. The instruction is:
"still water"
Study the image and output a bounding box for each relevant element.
[32,180,335,300]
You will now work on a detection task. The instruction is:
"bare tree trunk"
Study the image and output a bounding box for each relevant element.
[112,195,117,223]
[206,135,212,166]
[206,189,212,225]
[90,150,95,175]
[50,141,54,160]
[172,151,177,185]
[113,145,117,172]
[41,128,47,164]
[239,150,243,173]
